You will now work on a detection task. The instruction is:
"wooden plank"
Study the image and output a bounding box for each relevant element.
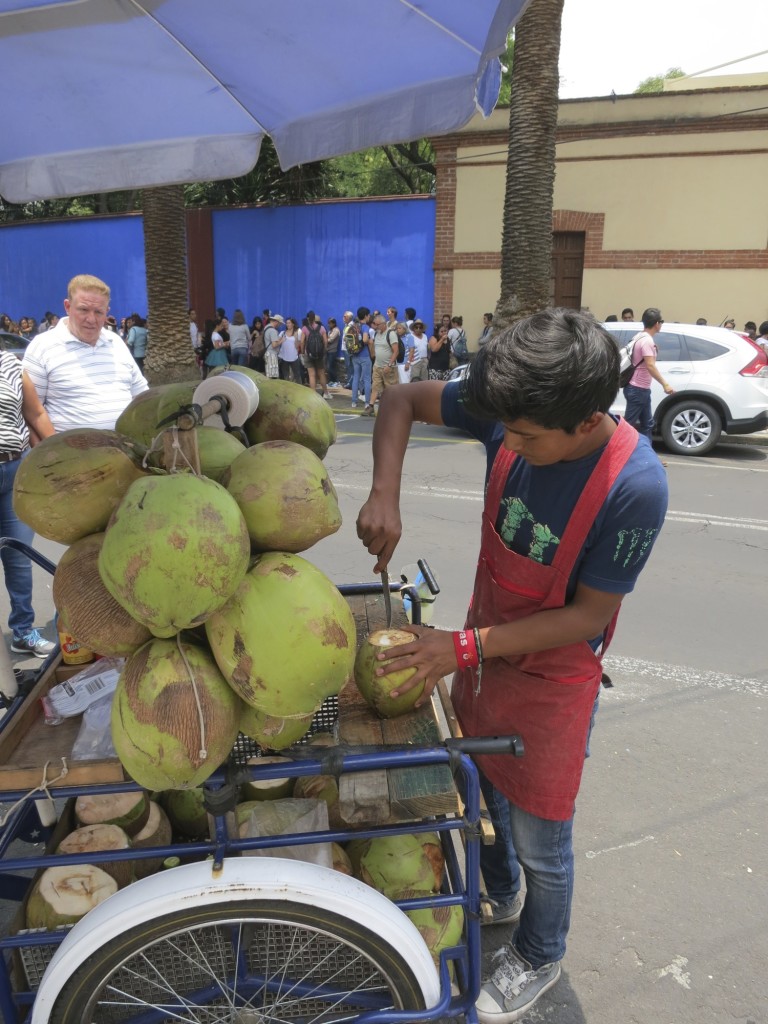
[0,658,127,793]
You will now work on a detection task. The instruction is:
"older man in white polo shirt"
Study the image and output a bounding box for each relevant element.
[22,274,148,433]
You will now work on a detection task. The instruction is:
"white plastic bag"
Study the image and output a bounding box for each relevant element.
[70,693,117,760]
[397,363,411,384]
[239,798,332,867]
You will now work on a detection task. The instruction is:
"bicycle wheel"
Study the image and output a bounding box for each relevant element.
[33,858,440,1024]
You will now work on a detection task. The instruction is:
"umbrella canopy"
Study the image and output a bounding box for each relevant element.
[0,0,527,203]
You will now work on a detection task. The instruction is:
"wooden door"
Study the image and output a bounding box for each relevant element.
[550,232,585,309]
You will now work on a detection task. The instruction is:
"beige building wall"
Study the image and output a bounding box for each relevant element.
[433,85,768,331]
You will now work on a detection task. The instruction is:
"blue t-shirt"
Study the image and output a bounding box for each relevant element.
[441,383,668,601]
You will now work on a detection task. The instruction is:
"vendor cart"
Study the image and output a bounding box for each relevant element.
[0,544,522,1024]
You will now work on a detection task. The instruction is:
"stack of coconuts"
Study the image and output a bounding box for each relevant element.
[16,369,441,940]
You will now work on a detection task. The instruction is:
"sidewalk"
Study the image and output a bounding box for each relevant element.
[326,383,768,447]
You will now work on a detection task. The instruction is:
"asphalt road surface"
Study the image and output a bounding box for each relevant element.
[2,418,767,1024]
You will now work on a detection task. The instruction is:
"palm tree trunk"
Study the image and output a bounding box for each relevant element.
[496,0,564,330]
[142,185,197,383]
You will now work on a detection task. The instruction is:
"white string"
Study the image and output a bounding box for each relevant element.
[0,758,68,828]
[175,634,207,764]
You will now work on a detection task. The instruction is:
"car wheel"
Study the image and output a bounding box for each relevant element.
[660,399,722,456]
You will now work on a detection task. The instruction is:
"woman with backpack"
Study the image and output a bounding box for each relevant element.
[300,314,332,400]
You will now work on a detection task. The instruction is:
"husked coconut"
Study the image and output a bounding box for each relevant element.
[293,773,342,828]
[240,373,336,459]
[53,533,153,657]
[206,552,356,718]
[98,474,250,637]
[162,788,209,839]
[13,429,147,544]
[331,842,353,875]
[111,639,243,790]
[26,865,117,930]
[57,823,134,888]
[239,705,314,751]
[223,440,341,553]
[354,629,425,718]
[241,756,295,801]
[354,832,445,898]
[131,800,173,878]
[74,790,149,837]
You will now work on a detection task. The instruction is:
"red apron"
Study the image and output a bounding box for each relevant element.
[453,418,638,820]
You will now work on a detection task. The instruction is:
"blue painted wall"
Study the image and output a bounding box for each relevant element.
[212,198,435,324]
[0,215,147,323]
[0,197,435,327]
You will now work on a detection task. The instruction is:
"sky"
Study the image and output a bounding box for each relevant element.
[558,0,768,99]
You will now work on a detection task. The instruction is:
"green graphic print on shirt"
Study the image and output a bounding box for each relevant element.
[499,496,660,571]
[499,497,560,562]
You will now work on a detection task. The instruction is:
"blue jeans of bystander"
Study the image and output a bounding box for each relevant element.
[0,456,35,637]
[350,353,372,405]
[623,383,653,440]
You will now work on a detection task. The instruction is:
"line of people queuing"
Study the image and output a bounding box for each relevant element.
[190,305,494,415]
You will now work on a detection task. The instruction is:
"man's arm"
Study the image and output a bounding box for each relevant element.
[356,381,446,571]
[642,353,673,394]
[379,583,624,704]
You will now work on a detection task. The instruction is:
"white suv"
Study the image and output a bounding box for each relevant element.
[603,321,768,456]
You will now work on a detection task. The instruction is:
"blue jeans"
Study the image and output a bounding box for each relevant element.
[230,349,249,366]
[478,771,573,968]
[325,349,338,381]
[350,352,372,405]
[0,455,35,636]
[623,383,653,440]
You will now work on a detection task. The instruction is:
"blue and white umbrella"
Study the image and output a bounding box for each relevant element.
[0,0,528,202]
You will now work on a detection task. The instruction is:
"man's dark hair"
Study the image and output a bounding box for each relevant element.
[695,317,707,325]
[745,321,756,331]
[357,306,370,320]
[484,312,493,320]
[758,320,768,337]
[621,307,634,319]
[460,309,619,434]
[641,307,662,329]
[405,307,416,320]
[605,314,618,322]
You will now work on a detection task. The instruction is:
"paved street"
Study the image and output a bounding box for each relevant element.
[2,409,767,1024]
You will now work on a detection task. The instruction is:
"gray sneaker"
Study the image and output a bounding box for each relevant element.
[11,629,56,659]
[476,943,561,1023]
[482,894,522,926]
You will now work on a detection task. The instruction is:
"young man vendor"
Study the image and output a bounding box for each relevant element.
[356,308,668,1022]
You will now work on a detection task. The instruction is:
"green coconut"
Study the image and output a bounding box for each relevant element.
[154,381,201,429]
[26,866,117,930]
[392,889,465,966]
[240,373,336,459]
[116,384,194,447]
[222,440,341,553]
[354,629,425,718]
[13,429,148,544]
[206,552,356,718]
[196,427,247,482]
[131,800,174,878]
[111,639,244,790]
[56,824,134,888]
[162,788,209,839]
[241,755,295,801]
[52,532,153,657]
[98,473,250,637]
[239,705,314,751]
[354,833,445,898]
[74,791,149,837]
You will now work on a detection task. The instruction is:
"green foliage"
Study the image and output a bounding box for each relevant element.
[496,33,515,106]
[634,67,686,94]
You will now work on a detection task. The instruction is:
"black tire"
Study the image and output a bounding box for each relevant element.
[49,899,429,1023]
[660,399,722,456]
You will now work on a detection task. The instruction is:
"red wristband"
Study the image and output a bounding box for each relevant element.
[452,630,479,670]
